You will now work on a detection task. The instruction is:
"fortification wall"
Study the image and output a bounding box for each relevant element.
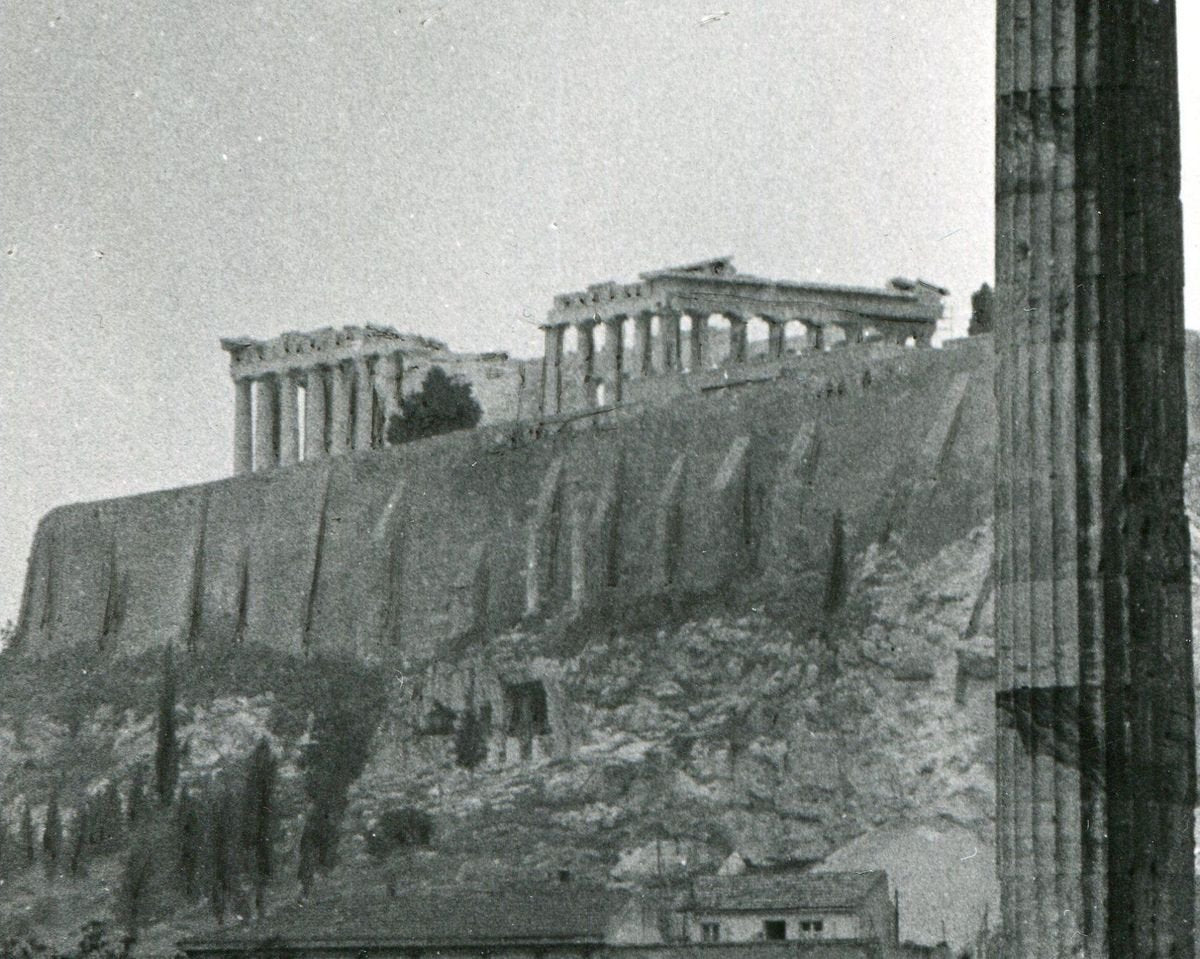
[16,335,1001,663]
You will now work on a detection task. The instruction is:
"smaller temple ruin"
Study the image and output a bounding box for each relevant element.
[220,326,521,474]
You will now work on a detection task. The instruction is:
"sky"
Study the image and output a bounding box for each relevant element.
[1,0,1198,624]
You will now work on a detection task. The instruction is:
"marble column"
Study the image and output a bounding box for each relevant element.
[373,352,402,431]
[277,370,299,466]
[634,313,654,377]
[254,375,279,471]
[690,312,709,371]
[603,316,625,403]
[304,366,328,460]
[659,311,681,372]
[726,314,748,364]
[994,2,1193,957]
[577,321,597,407]
[353,357,374,450]
[766,317,786,359]
[541,325,565,416]
[328,362,352,456]
[808,325,826,352]
[233,377,253,475]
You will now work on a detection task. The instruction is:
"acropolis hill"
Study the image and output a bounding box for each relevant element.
[10,258,1200,666]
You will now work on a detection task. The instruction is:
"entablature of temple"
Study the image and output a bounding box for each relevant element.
[544,258,945,330]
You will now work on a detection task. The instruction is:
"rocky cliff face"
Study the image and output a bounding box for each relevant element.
[4,333,1199,954]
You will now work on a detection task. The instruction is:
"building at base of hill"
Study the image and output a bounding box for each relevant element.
[178,873,906,959]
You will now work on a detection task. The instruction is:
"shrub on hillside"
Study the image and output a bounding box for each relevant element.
[363,806,434,860]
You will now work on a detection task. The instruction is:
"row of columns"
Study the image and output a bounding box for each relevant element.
[541,310,921,415]
[233,354,400,474]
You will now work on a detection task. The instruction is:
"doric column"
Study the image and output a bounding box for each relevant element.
[603,316,625,404]
[253,375,279,471]
[808,324,826,352]
[277,370,299,466]
[541,325,565,416]
[304,366,328,460]
[352,357,374,450]
[766,317,786,359]
[726,314,747,364]
[994,3,1193,957]
[233,377,253,475]
[634,313,654,377]
[577,321,597,407]
[327,362,352,455]
[690,312,709,371]
[659,311,681,372]
[373,352,402,436]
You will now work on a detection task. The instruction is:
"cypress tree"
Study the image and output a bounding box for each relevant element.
[19,801,34,866]
[154,644,180,806]
[208,787,236,925]
[453,683,488,773]
[42,791,62,876]
[241,739,277,915]
[176,785,201,899]
[68,809,87,877]
[127,767,148,825]
[822,509,848,615]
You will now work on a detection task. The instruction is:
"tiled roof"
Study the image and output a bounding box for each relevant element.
[181,883,629,949]
[678,871,887,912]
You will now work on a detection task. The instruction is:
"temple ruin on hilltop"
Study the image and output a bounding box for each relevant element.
[221,258,947,474]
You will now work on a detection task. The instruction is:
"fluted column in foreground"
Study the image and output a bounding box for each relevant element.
[233,377,253,475]
[994,2,1193,957]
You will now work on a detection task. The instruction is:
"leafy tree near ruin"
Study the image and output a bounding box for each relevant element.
[385,366,482,446]
[822,510,848,616]
[154,645,180,806]
[968,282,994,336]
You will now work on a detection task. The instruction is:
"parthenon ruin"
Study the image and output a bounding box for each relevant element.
[537,258,946,416]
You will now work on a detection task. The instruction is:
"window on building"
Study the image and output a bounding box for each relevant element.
[763,920,787,940]
[700,922,721,942]
[798,920,824,935]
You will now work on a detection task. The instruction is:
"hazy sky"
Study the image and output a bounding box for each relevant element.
[2,0,1198,623]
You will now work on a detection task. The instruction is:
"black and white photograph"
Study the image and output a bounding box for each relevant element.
[1,3,1198,957]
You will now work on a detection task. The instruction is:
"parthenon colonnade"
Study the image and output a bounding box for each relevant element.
[222,326,412,474]
[539,259,946,416]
